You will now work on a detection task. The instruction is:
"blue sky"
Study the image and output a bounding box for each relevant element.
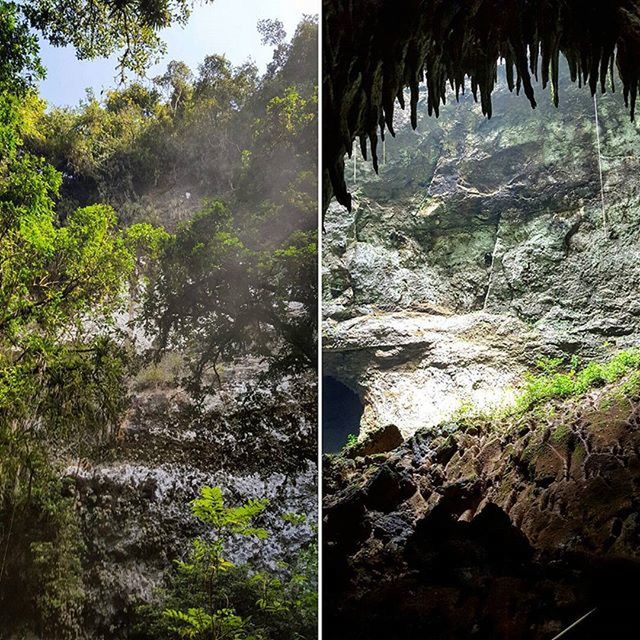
[38,0,318,107]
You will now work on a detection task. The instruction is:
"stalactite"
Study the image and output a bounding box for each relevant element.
[323,0,640,211]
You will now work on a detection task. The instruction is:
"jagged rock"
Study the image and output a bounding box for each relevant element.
[323,379,640,639]
[322,23,640,638]
[67,360,317,638]
[324,485,370,554]
[323,63,640,442]
[363,464,416,512]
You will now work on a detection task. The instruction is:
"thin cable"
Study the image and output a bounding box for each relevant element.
[483,216,502,311]
[550,607,597,640]
[593,93,607,234]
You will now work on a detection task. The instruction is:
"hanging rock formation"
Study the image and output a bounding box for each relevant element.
[322,57,640,640]
[323,0,640,210]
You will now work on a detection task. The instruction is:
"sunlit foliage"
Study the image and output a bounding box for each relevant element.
[0,86,164,636]
[21,0,199,77]
[0,10,318,637]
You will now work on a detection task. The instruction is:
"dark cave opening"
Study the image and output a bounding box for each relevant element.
[322,376,364,453]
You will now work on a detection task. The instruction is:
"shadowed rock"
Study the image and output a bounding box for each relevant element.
[347,423,404,457]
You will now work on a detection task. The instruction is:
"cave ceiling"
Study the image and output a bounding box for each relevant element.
[323,0,640,210]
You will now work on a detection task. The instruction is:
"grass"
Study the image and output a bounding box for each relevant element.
[134,351,184,391]
[441,348,640,438]
[342,433,359,451]
[514,349,640,412]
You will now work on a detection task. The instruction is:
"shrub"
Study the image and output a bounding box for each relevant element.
[344,433,358,450]
[136,486,317,640]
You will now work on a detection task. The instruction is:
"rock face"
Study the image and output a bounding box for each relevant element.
[346,423,403,457]
[323,63,640,444]
[323,378,640,639]
[323,62,640,639]
[71,359,317,638]
[325,311,532,439]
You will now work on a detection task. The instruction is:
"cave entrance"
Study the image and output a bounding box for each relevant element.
[322,376,364,453]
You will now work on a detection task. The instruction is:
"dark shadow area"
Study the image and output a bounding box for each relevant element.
[322,376,364,453]
[324,495,640,640]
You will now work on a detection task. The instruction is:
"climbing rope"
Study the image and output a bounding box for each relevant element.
[482,224,501,311]
[593,93,607,234]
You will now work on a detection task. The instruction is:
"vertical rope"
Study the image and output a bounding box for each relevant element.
[353,153,357,184]
[593,93,607,234]
[483,214,502,311]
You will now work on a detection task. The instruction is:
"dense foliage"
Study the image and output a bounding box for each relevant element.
[0,6,317,638]
[145,200,316,394]
[28,17,317,232]
[0,80,165,634]
[20,0,199,76]
[515,349,640,412]
[0,2,44,92]
[28,16,318,379]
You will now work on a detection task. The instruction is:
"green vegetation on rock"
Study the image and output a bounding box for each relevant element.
[0,80,164,635]
[1,6,317,638]
[440,349,640,443]
[136,487,317,640]
[515,350,640,412]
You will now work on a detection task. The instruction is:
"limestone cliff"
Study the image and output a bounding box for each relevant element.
[71,358,316,638]
[323,63,640,442]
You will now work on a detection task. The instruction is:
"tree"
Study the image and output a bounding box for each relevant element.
[24,16,318,229]
[137,486,317,640]
[20,0,204,78]
[257,19,286,47]
[257,19,288,78]
[105,82,162,117]
[144,200,316,400]
[29,87,167,213]
[154,60,194,113]
[159,486,269,639]
[1,6,318,638]
[0,87,165,636]
[0,2,44,93]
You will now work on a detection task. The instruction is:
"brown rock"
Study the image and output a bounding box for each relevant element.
[348,423,403,457]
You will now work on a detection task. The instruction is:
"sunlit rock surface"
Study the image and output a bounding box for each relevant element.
[323,64,640,442]
[325,311,530,439]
